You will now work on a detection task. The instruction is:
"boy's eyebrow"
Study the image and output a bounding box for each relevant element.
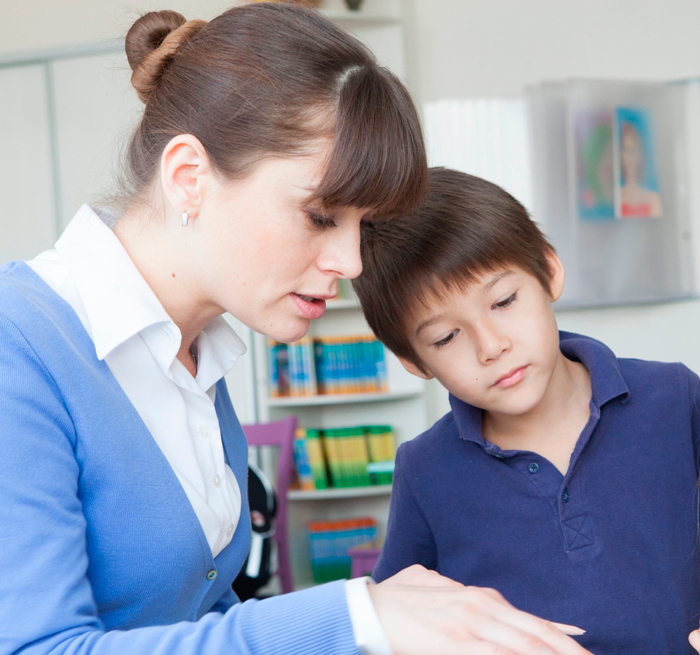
[415,313,448,338]
[483,269,515,291]
[414,270,516,338]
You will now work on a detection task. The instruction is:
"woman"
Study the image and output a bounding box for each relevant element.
[0,5,591,655]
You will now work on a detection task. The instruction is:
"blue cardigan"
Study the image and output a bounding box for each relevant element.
[0,262,359,655]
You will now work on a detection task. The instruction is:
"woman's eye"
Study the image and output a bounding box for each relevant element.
[493,292,517,310]
[434,330,458,350]
[306,210,337,229]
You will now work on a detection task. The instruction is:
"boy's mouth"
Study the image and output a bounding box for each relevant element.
[494,365,528,389]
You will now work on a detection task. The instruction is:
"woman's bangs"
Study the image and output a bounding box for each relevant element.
[312,67,427,215]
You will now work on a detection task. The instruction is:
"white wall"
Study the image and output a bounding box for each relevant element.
[402,0,700,103]
[0,1,231,55]
[398,0,700,422]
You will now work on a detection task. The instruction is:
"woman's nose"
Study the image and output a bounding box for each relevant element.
[318,221,363,280]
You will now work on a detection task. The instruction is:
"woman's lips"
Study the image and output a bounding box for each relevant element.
[494,365,528,389]
[290,293,327,320]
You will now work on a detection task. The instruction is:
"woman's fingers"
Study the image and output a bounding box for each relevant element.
[461,588,589,655]
[453,591,588,655]
[369,576,593,655]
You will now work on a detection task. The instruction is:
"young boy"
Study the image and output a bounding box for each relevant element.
[353,168,700,655]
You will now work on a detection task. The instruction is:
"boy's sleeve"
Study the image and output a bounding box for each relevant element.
[685,366,700,472]
[372,444,438,582]
[0,316,361,655]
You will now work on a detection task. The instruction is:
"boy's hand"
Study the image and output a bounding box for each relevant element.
[369,565,592,655]
[689,625,700,652]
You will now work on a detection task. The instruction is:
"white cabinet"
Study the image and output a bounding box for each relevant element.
[0,64,56,263]
[51,50,141,231]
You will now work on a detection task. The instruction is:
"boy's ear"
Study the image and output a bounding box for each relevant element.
[397,355,434,380]
[546,250,566,303]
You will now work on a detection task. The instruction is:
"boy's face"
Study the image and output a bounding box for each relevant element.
[400,254,565,418]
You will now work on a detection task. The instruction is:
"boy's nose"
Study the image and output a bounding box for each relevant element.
[474,323,511,364]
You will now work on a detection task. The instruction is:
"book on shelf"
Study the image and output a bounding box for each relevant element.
[330,278,356,302]
[308,517,377,583]
[292,425,396,491]
[268,335,387,398]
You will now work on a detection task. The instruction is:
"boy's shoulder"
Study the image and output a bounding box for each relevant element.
[559,332,699,421]
[396,409,463,471]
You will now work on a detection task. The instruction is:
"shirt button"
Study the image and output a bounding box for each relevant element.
[528,462,539,474]
[562,489,570,503]
[226,524,234,536]
[198,425,210,439]
[210,474,221,488]
[206,569,217,581]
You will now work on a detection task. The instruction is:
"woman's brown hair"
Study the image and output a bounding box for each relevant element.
[122,3,427,214]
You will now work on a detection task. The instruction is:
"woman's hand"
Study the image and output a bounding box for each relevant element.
[368,565,592,655]
[689,625,700,652]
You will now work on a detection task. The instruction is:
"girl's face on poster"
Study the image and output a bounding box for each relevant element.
[187,140,371,343]
[621,124,643,183]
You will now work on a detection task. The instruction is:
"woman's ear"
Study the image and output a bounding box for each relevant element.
[546,249,566,303]
[398,355,434,380]
[160,134,212,221]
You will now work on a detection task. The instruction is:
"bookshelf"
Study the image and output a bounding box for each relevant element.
[288,485,392,501]
[253,298,428,588]
[268,389,422,408]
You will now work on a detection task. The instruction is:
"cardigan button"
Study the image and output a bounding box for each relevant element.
[206,569,218,581]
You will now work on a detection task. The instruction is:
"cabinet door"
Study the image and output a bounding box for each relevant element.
[0,64,56,264]
[51,50,142,230]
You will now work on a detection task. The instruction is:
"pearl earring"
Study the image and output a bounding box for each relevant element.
[181,211,189,227]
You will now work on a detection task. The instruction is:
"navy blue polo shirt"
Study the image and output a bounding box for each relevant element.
[374,332,700,654]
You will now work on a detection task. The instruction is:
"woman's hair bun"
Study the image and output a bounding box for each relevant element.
[125,10,206,104]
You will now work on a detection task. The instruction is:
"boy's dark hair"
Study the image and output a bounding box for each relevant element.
[353,167,555,373]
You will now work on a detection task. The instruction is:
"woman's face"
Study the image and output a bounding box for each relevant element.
[192,140,372,343]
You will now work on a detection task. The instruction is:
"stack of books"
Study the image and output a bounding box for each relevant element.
[268,335,387,398]
[293,425,396,491]
[308,517,377,583]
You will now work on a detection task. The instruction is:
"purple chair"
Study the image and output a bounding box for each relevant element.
[349,545,382,579]
[241,416,297,594]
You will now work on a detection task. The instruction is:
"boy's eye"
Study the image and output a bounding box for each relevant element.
[493,292,517,310]
[306,210,337,229]
[434,330,458,350]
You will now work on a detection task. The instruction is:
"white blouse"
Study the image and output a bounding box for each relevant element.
[27,204,391,655]
[27,205,245,558]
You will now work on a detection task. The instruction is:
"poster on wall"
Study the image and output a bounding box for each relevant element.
[530,79,694,308]
[614,107,663,219]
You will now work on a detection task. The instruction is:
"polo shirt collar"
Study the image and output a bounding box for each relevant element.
[450,330,630,447]
[55,204,246,383]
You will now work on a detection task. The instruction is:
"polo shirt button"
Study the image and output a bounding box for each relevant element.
[562,489,570,503]
[206,569,217,581]
[528,462,539,474]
